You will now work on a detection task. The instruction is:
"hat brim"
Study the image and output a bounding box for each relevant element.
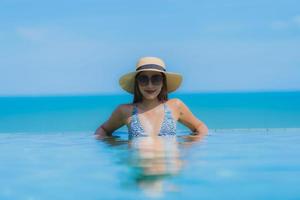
[119,69,182,94]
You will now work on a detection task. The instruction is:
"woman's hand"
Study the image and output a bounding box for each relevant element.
[191,121,209,138]
[94,126,110,139]
[179,124,209,147]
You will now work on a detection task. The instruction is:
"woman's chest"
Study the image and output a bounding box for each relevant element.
[125,103,179,136]
[125,103,179,126]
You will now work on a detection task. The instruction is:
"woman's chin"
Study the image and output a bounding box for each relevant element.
[143,94,159,100]
[144,96,157,100]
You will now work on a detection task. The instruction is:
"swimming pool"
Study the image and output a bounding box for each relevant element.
[1,129,299,199]
[1,92,299,199]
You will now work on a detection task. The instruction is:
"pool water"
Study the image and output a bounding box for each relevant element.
[1,129,299,199]
[1,92,299,199]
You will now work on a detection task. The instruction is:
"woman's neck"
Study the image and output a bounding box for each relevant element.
[139,98,162,110]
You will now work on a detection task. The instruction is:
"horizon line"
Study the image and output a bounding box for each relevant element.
[0,89,300,98]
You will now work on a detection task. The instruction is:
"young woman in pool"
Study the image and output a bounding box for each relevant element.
[94,57,208,139]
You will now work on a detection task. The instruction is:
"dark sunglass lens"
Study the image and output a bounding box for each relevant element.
[137,75,149,86]
[151,75,163,85]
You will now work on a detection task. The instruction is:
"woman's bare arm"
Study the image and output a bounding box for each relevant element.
[176,99,208,140]
[94,105,126,139]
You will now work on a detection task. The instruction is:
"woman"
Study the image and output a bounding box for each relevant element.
[94,56,208,139]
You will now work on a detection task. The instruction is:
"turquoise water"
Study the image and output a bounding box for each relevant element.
[1,92,300,132]
[1,92,300,199]
[1,129,299,199]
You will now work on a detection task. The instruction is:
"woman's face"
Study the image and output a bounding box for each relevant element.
[136,71,163,100]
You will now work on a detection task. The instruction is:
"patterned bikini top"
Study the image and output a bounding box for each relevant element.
[127,103,177,138]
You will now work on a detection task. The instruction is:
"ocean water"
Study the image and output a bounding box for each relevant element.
[1,92,300,132]
[1,92,300,199]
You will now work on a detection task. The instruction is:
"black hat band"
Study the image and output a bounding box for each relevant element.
[136,64,166,72]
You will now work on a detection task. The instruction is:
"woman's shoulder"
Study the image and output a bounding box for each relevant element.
[165,98,183,113]
[164,98,184,120]
[166,98,183,108]
[119,103,135,109]
[116,103,135,117]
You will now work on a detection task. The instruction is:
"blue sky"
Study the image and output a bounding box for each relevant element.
[0,0,300,96]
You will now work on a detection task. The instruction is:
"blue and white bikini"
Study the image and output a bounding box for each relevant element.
[127,103,177,138]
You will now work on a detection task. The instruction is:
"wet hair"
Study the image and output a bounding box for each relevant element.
[133,72,168,103]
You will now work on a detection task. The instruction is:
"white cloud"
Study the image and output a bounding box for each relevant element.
[292,15,300,26]
[271,21,289,29]
[16,27,49,41]
[271,15,300,30]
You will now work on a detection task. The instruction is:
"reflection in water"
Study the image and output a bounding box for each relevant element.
[98,133,202,198]
[128,136,182,197]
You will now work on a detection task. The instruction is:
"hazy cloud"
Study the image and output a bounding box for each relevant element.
[293,15,300,26]
[16,27,50,41]
[271,15,300,30]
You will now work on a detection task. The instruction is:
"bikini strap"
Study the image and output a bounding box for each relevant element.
[163,103,170,113]
[130,104,136,115]
[164,103,174,119]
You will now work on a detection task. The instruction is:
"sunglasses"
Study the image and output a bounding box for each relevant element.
[136,74,163,86]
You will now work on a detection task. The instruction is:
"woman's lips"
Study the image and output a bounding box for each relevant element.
[145,90,156,94]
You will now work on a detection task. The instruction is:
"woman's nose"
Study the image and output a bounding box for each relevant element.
[148,80,154,87]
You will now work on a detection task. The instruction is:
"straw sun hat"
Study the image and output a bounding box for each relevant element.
[119,57,182,94]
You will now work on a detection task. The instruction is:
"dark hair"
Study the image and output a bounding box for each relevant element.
[133,72,168,103]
